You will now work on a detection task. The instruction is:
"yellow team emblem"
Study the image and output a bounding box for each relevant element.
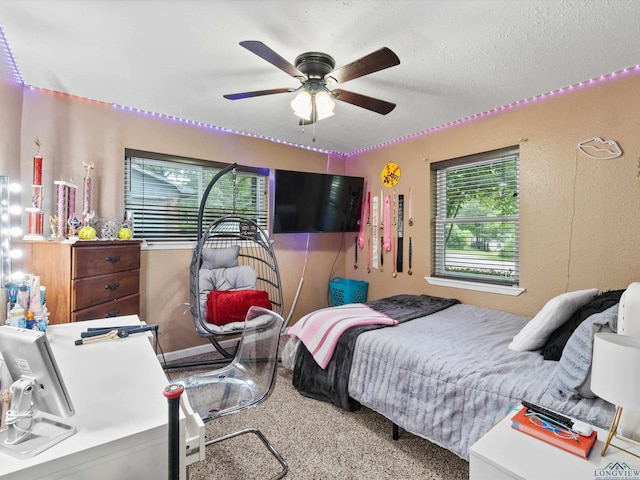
[381,161,400,187]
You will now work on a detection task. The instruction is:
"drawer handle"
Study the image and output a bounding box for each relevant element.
[105,282,120,291]
[105,310,120,318]
[106,255,121,263]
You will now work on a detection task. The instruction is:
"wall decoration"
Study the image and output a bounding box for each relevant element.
[381,161,401,187]
[577,137,622,160]
[397,194,404,273]
[82,161,95,225]
[54,178,78,238]
[371,195,378,269]
[408,187,413,226]
[24,138,45,240]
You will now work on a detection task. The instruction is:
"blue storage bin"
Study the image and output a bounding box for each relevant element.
[329,277,368,306]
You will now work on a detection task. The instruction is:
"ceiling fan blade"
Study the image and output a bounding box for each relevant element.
[332,89,396,115]
[223,87,296,100]
[326,47,400,84]
[239,41,307,80]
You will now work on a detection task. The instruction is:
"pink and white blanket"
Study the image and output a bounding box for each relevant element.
[287,303,398,369]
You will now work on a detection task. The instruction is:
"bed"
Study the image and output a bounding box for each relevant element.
[284,288,628,460]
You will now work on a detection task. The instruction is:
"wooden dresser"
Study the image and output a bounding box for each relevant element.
[17,240,141,324]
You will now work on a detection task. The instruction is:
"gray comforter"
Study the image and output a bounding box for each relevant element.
[348,304,615,460]
[292,295,460,410]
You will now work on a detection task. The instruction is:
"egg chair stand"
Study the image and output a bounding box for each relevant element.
[163,163,284,370]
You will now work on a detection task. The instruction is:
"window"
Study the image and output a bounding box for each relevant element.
[431,146,519,286]
[124,149,268,241]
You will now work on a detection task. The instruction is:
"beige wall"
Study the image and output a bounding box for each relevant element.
[0,48,22,179]
[3,58,640,353]
[14,88,350,352]
[344,71,640,317]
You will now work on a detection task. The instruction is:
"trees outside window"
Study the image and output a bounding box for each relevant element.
[432,146,519,285]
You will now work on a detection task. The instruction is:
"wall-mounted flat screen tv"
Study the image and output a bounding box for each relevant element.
[273,170,364,233]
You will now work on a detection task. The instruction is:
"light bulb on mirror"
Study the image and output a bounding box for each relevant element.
[10,271,25,282]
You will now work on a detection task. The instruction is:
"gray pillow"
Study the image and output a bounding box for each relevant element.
[552,304,618,400]
[198,268,217,320]
[215,266,257,291]
[201,245,240,270]
[198,266,258,319]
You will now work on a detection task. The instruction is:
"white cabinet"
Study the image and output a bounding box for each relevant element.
[0,316,204,480]
[470,410,640,480]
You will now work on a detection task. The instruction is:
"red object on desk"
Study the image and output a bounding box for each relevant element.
[510,406,597,459]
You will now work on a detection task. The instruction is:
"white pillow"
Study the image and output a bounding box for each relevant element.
[509,288,598,351]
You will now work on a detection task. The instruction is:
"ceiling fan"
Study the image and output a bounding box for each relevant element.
[223,41,400,125]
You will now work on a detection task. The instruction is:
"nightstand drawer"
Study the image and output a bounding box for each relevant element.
[73,243,141,279]
[72,294,140,322]
[73,270,140,310]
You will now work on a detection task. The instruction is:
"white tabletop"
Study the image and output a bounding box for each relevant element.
[0,316,172,479]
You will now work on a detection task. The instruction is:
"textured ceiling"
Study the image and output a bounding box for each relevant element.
[1,0,640,155]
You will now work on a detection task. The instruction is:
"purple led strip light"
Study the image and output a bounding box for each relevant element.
[3,24,639,157]
[0,24,24,84]
[113,62,640,158]
[72,62,640,158]
[110,103,335,155]
[346,65,640,157]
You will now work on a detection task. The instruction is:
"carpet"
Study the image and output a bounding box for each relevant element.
[167,363,469,480]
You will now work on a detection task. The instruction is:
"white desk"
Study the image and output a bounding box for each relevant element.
[0,316,204,480]
[470,409,640,480]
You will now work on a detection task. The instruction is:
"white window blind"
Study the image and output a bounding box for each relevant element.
[124,150,268,241]
[432,146,519,285]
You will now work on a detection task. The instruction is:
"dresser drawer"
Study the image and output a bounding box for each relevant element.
[71,294,140,322]
[73,270,140,310]
[73,243,141,279]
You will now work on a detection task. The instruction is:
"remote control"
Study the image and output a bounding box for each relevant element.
[521,400,574,428]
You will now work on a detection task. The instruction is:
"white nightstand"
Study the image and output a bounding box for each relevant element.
[470,410,640,480]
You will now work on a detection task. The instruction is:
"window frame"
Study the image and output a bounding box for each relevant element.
[124,149,269,243]
[430,146,520,287]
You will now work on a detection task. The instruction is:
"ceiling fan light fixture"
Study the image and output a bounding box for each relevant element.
[291,90,313,121]
[314,90,335,120]
[290,89,335,122]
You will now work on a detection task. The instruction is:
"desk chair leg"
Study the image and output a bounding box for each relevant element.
[207,427,288,480]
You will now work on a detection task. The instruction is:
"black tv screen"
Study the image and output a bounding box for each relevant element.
[273,170,364,233]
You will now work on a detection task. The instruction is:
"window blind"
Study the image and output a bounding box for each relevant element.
[124,151,268,241]
[432,146,520,285]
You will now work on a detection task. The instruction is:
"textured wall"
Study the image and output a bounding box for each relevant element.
[345,71,640,316]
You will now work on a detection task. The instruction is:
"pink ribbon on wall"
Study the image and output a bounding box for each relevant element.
[358,191,366,248]
[383,195,391,251]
